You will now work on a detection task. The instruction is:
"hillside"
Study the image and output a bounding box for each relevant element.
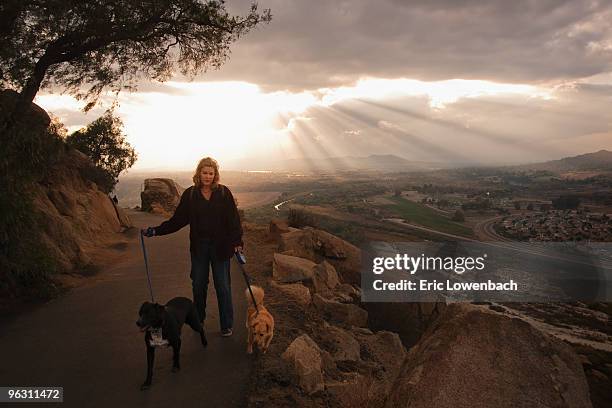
[1,92,133,305]
[272,154,455,172]
[518,150,612,172]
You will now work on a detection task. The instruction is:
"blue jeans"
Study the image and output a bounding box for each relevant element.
[190,240,233,330]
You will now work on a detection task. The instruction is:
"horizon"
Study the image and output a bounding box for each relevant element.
[34,0,612,172]
[118,148,612,175]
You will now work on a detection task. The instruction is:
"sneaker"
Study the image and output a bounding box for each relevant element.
[221,328,233,337]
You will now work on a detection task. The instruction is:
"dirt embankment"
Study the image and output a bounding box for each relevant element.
[1,92,134,310]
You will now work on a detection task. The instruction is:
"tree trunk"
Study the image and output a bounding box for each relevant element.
[1,54,53,133]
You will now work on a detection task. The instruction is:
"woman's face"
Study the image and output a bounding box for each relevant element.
[199,166,215,187]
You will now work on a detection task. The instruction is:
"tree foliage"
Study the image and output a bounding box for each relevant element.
[452,209,465,222]
[0,0,271,111]
[66,110,137,193]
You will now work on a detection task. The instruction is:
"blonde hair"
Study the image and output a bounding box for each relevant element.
[193,157,220,189]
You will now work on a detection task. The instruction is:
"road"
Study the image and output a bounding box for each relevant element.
[383,218,476,242]
[474,216,512,242]
[0,210,252,408]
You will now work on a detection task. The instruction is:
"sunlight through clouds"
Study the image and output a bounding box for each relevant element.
[318,78,553,108]
[34,75,607,170]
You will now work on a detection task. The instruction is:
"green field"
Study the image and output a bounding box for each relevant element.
[386,196,474,238]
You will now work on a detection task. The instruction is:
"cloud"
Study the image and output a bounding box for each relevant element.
[273,80,612,165]
[196,0,612,91]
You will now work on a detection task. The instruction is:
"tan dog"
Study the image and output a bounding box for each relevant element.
[245,286,274,354]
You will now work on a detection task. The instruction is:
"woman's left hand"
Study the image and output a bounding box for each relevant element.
[234,245,243,253]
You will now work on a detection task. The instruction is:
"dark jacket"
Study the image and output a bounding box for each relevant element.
[153,184,243,261]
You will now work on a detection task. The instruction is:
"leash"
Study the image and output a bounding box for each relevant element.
[140,230,156,303]
[235,251,259,314]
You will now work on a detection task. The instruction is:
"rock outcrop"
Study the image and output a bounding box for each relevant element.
[264,221,596,408]
[312,260,340,296]
[30,148,133,273]
[140,178,184,215]
[2,90,133,286]
[278,227,362,284]
[0,89,50,128]
[385,304,593,408]
[313,294,368,327]
[270,281,311,306]
[269,218,290,242]
[272,253,316,283]
[282,334,325,394]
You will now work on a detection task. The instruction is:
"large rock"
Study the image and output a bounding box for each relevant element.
[324,329,407,408]
[318,323,361,362]
[269,218,290,241]
[313,294,368,327]
[140,178,184,215]
[312,260,340,296]
[335,283,361,303]
[282,334,325,394]
[326,373,370,407]
[272,253,316,283]
[270,281,311,306]
[279,227,362,284]
[385,304,593,408]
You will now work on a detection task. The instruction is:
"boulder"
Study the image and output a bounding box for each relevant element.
[279,227,362,284]
[347,330,407,408]
[279,229,314,258]
[140,178,184,214]
[385,304,593,408]
[272,253,316,283]
[270,281,311,306]
[323,329,407,408]
[312,260,340,296]
[282,334,325,394]
[335,283,361,303]
[313,294,368,327]
[318,323,361,362]
[269,218,290,241]
[325,373,369,407]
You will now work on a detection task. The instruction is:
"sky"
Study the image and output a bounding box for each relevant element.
[35,0,612,171]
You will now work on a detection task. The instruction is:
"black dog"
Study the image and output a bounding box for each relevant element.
[136,297,207,390]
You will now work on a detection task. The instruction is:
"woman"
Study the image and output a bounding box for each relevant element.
[142,157,243,337]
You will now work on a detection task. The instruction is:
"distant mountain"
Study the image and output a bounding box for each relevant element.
[267,154,458,172]
[518,150,612,172]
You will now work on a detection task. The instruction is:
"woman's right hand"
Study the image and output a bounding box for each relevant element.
[141,227,156,237]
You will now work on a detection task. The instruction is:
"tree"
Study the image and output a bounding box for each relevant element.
[66,109,137,193]
[0,0,271,117]
[452,209,465,222]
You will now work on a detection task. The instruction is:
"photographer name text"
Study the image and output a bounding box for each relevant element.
[372,279,518,292]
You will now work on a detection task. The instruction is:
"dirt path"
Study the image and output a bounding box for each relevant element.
[0,210,252,408]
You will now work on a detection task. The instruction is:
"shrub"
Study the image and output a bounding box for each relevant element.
[288,207,317,228]
[452,209,465,222]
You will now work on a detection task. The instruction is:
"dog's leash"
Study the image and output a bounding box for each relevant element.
[235,251,259,315]
[140,230,156,303]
